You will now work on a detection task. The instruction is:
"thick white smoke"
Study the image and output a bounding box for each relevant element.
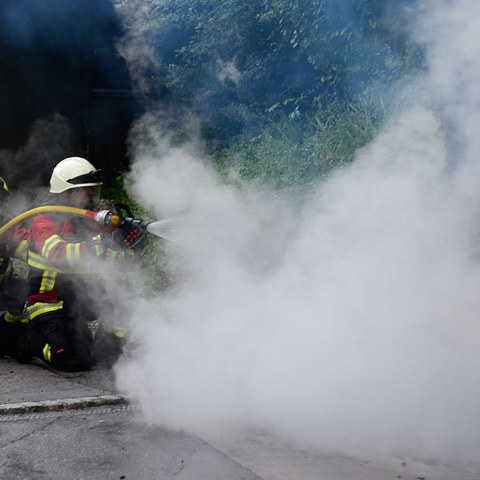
[114,0,480,463]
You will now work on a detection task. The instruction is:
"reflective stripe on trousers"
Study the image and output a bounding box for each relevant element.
[26,301,64,321]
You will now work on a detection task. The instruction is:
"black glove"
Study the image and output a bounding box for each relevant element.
[90,232,119,255]
[121,222,148,252]
[110,229,127,249]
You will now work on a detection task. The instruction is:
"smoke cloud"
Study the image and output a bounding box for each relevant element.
[114,0,480,464]
[0,114,78,189]
[0,0,134,180]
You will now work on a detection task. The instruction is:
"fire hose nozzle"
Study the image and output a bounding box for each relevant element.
[122,217,151,234]
[94,210,150,232]
[94,210,123,228]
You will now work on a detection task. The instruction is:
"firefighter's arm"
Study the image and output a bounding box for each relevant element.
[32,215,144,269]
[31,214,98,269]
[0,217,29,261]
[90,231,139,264]
[10,225,29,262]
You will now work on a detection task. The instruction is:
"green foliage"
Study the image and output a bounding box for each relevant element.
[116,0,422,190]
[214,98,386,189]
[119,0,422,139]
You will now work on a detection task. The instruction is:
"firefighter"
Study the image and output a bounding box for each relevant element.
[18,157,146,371]
[0,176,29,358]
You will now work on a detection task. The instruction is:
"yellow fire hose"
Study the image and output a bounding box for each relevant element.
[0,206,123,240]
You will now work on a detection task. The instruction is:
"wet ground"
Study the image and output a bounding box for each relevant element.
[1,358,479,480]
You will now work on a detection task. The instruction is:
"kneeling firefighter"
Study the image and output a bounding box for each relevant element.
[0,176,29,357]
[19,157,147,371]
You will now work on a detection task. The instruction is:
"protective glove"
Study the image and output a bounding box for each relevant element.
[120,222,148,253]
[89,234,137,266]
[89,233,117,256]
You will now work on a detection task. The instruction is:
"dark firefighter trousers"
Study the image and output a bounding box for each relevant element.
[0,274,29,358]
[22,301,126,371]
[24,308,95,372]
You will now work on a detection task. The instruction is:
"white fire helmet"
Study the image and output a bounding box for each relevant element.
[49,157,102,194]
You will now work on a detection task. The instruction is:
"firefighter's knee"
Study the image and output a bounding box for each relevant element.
[42,338,94,372]
[93,323,125,367]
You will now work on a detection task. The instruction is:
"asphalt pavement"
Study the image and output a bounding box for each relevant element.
[1,358,479,480]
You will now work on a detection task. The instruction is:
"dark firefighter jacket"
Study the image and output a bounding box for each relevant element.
[26,211,130,323]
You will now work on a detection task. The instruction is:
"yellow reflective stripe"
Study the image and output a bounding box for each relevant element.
[106,250,119,262]
[28,250,90,274]
[3,311,29,323]
[14,239,28,262]
[3,312,17,323]
[27,251,74,274]
[26,301,64,321]
[43,343,52,362]
[66,242,82,268]
[40,271,57,293]
[105,249,134,264]
[42,234,65,259]
[101,321,128,338]
[91,234,105,256]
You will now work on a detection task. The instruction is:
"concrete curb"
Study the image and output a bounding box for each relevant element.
[0,394,127,415]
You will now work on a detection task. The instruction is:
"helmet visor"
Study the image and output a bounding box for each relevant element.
[70,185,102,210]
[67,169,103,186]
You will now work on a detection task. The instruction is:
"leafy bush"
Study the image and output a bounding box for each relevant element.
[213,98,386,189]
[117,0,423,143]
